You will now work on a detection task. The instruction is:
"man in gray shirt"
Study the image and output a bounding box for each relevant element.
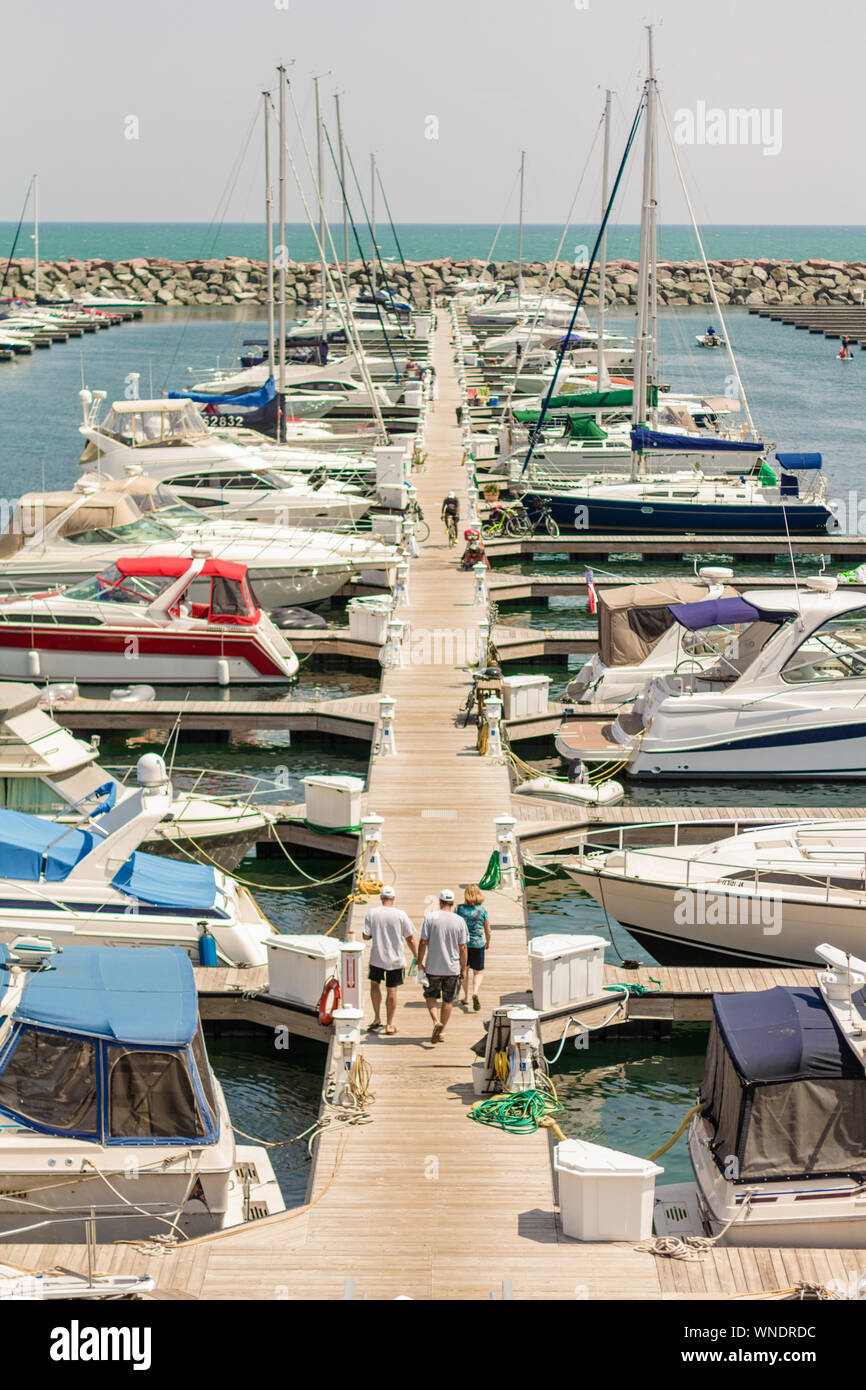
[417,889,468,1043]
[363,886,416,1035]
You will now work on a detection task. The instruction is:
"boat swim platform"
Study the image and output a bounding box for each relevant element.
[6,312,866,1302]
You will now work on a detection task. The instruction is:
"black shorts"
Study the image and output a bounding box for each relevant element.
[368,964,405,987]
[467,946,485,971]
[423,973,460,1004]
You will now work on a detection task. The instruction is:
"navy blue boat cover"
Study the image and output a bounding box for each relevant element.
[668,596,765,629]
[776,453,823,470]
[714,987,861,1082]
[631,426,765,453]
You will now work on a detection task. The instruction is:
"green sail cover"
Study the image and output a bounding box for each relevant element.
[568,415,608,440]
[759,460,777,485]
[549,387,657,410]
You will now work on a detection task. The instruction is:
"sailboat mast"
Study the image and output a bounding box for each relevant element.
[335,92,349,276]
[517,150,525,308]
[277,65,287,442]
[596,92,612,390]
[314,76,327,341]
[648,61,659,429]
[33,175,39,301]
[631,26,656,478]
[263,92,276,380]
[370,153,377,295]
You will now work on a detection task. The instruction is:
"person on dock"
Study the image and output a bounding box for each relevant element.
[363,886,417,1036]
[456,884,490,1011]
[417,889,468,1043]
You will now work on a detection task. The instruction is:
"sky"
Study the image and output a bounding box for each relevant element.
[3,0,865,228]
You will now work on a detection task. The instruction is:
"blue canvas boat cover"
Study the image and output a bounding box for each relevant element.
[713,987,861,1082]
[168,375,276,410]
[631,426,764,453]
[110,851,219,912]
[776,452,823,470]
[668,596,768,629]
[0,809,96,882]
[0,810,219,909]
[5,945,198,1045]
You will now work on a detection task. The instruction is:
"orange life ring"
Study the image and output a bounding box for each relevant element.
[318,978,341,1025]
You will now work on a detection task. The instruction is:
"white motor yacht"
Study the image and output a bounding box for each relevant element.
[0,553,300,685]
[0,753,272,964]
[557,578,866,780]
[0,682,272,871]
[0,481,396,607]
[653,944,866,1247]
[0,939,283,1242]
[565,816,866,966]
[566,567,738,705]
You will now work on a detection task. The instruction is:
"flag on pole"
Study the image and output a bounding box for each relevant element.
[585,567,598,615]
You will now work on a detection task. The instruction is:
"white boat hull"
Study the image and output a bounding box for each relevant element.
[565,865,866,966]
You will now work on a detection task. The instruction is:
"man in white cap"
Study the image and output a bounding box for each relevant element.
[363,886,416,1036]
[417,889,469,1043]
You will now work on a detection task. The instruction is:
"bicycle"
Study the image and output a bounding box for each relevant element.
[520,499,560,538]
[406,498,430,542]
[481,505,525,539]
[445,513,458,546]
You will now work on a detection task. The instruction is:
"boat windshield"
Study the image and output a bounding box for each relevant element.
[63,564,177,605]
[65,517,178,546]
[782,606,866,683]
[99,401,209,446]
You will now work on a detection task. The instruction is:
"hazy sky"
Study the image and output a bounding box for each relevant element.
[4,0,865,228]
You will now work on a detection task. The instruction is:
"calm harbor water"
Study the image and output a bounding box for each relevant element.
[2,297,855,1198]
[4,221,864,266]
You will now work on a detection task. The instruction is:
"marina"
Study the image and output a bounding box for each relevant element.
[2,5,866,1339]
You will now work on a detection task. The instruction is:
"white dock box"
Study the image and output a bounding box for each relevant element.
[347,596,392,644]
[501,674,551,720]
[302,774,365,830]
[528,933,605,1011]
[374,445,408,488]
[267,933,341,1009]
[471,433,497,461]
[371,515,404,544]
[554,1139,663,1242]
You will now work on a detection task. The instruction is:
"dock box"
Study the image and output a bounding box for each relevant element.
[302,774,365,831]
[501,674,551,720]
[347,596,392,645]
[371,515,404,544]
[554,1139,663,1242]
[471,433,497,461]
[528,933,605,1011]
[374,445,408,488]
[267,933,341,1009]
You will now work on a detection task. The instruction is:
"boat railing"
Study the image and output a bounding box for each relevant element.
[104,763,289,810]
[568,818,866,903]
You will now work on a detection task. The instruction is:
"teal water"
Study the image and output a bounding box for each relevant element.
[4,221,864,266]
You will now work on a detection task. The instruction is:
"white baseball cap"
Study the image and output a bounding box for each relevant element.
[380,885,396,898]
[439,888,455,903]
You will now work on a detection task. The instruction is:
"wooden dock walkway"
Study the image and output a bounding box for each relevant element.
[6,311,866,1301]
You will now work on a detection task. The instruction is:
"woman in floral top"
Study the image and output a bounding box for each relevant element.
[457,883,491,1011]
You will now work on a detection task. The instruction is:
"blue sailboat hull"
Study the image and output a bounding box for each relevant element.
[525,492,834,535]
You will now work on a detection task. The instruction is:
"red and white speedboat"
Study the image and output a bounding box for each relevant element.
[0,554,299,685]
